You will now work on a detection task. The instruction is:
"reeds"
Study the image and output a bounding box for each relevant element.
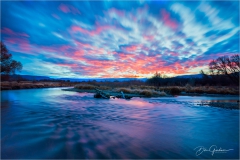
[74,84,96,90]
[1,81,73,90]
[114,87,167,97]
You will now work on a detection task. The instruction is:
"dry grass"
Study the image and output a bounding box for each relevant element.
[139,90,152,97]
[1,81,73,90]
[114,88,167,97]
[186,86,238,95]
[128,85,157,90]
[74,84,96,90]
[111,85,238,96]
[114,87,133,93]
[156,86,238,95]
[98,86,112,90]
[74,84,111,90]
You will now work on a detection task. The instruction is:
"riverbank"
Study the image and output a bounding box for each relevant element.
[63,83,239,97]
[62,88,170,98]
[196,101,239,109]
[1,81,74,90]
[62,88,239,110]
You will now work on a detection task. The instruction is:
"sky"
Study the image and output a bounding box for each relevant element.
[1,0,239,78]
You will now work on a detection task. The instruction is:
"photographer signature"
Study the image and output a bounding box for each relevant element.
[194,145,233,156]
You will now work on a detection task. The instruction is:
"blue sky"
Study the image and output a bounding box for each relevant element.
[1,0,239,78]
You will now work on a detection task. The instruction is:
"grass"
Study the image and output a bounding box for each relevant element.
[114,87,167,97]
[1,81,74,90]
[74,83,238,96]
[114,87,132,93]
[184,86,238,95]
[74,84,111,90]
[74,84,96,90]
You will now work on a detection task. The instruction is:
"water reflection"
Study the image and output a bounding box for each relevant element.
[1,88,239,159]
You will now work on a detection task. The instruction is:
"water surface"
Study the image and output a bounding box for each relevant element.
[1,88,239,159]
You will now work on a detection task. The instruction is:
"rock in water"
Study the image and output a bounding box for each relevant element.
[94,93,102,98]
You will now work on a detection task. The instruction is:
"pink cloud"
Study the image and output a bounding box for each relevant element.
[58,3,80,14]
[74,50,85,57]
[125,45,138,52]
[1,28,29,37]
[70,6,81,14]
[71,25,113,36]
[94,25,112,35]
[143,35,154,41]
[118,52,136,61]
[51,14,61,20]
[75,41,93,49]
[72,26,91,35]
[3,37,33,54]
[64,48,211,77]
[108,8,125,17]
[169,52,179,56]
[59,4,70,13]
[161,9,178,30]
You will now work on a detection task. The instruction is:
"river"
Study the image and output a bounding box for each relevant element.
[1,88,239,159]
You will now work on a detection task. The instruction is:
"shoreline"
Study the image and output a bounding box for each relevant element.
[62,88,169,98]
[62,88,239,98]
[1,86,73,91]
[196,101,239,109]
[1,84,239,98]
[1,81,74,90]
[63,88,239,109]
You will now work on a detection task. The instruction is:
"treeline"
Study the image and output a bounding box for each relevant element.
[147,54,239,87]
[0,74,73,83]
[146,73,236,86]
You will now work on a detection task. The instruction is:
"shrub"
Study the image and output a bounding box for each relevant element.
[206,87,219,94]
[185,83,192,92]
[139,90,153,97]
[98,86,111,90]
[158,91,167,96]
[192,87,205,93]
[115,88,132,93]
[170,87,181,95]
[74,84,96,90]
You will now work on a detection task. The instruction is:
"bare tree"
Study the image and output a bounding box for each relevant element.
[209,54,239,84]
[1,42,22,74]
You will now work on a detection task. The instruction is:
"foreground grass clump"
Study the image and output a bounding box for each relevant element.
[1,81,73,90]
[74,84,96,90]
[169,87,181,95]
[114,87,132,93]
[185,86,238,95]
[114,88,167,97]
[158,86,184,94]
[157,85,238,95]
[98,86,111,90]
[72,82,238,95]
[74,84,111,90]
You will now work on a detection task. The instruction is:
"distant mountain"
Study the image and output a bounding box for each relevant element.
[174,74,203,79]
[3,74,202,82]
[3,74,147,82]
[58,78,147,82]
[7,74,51,81]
